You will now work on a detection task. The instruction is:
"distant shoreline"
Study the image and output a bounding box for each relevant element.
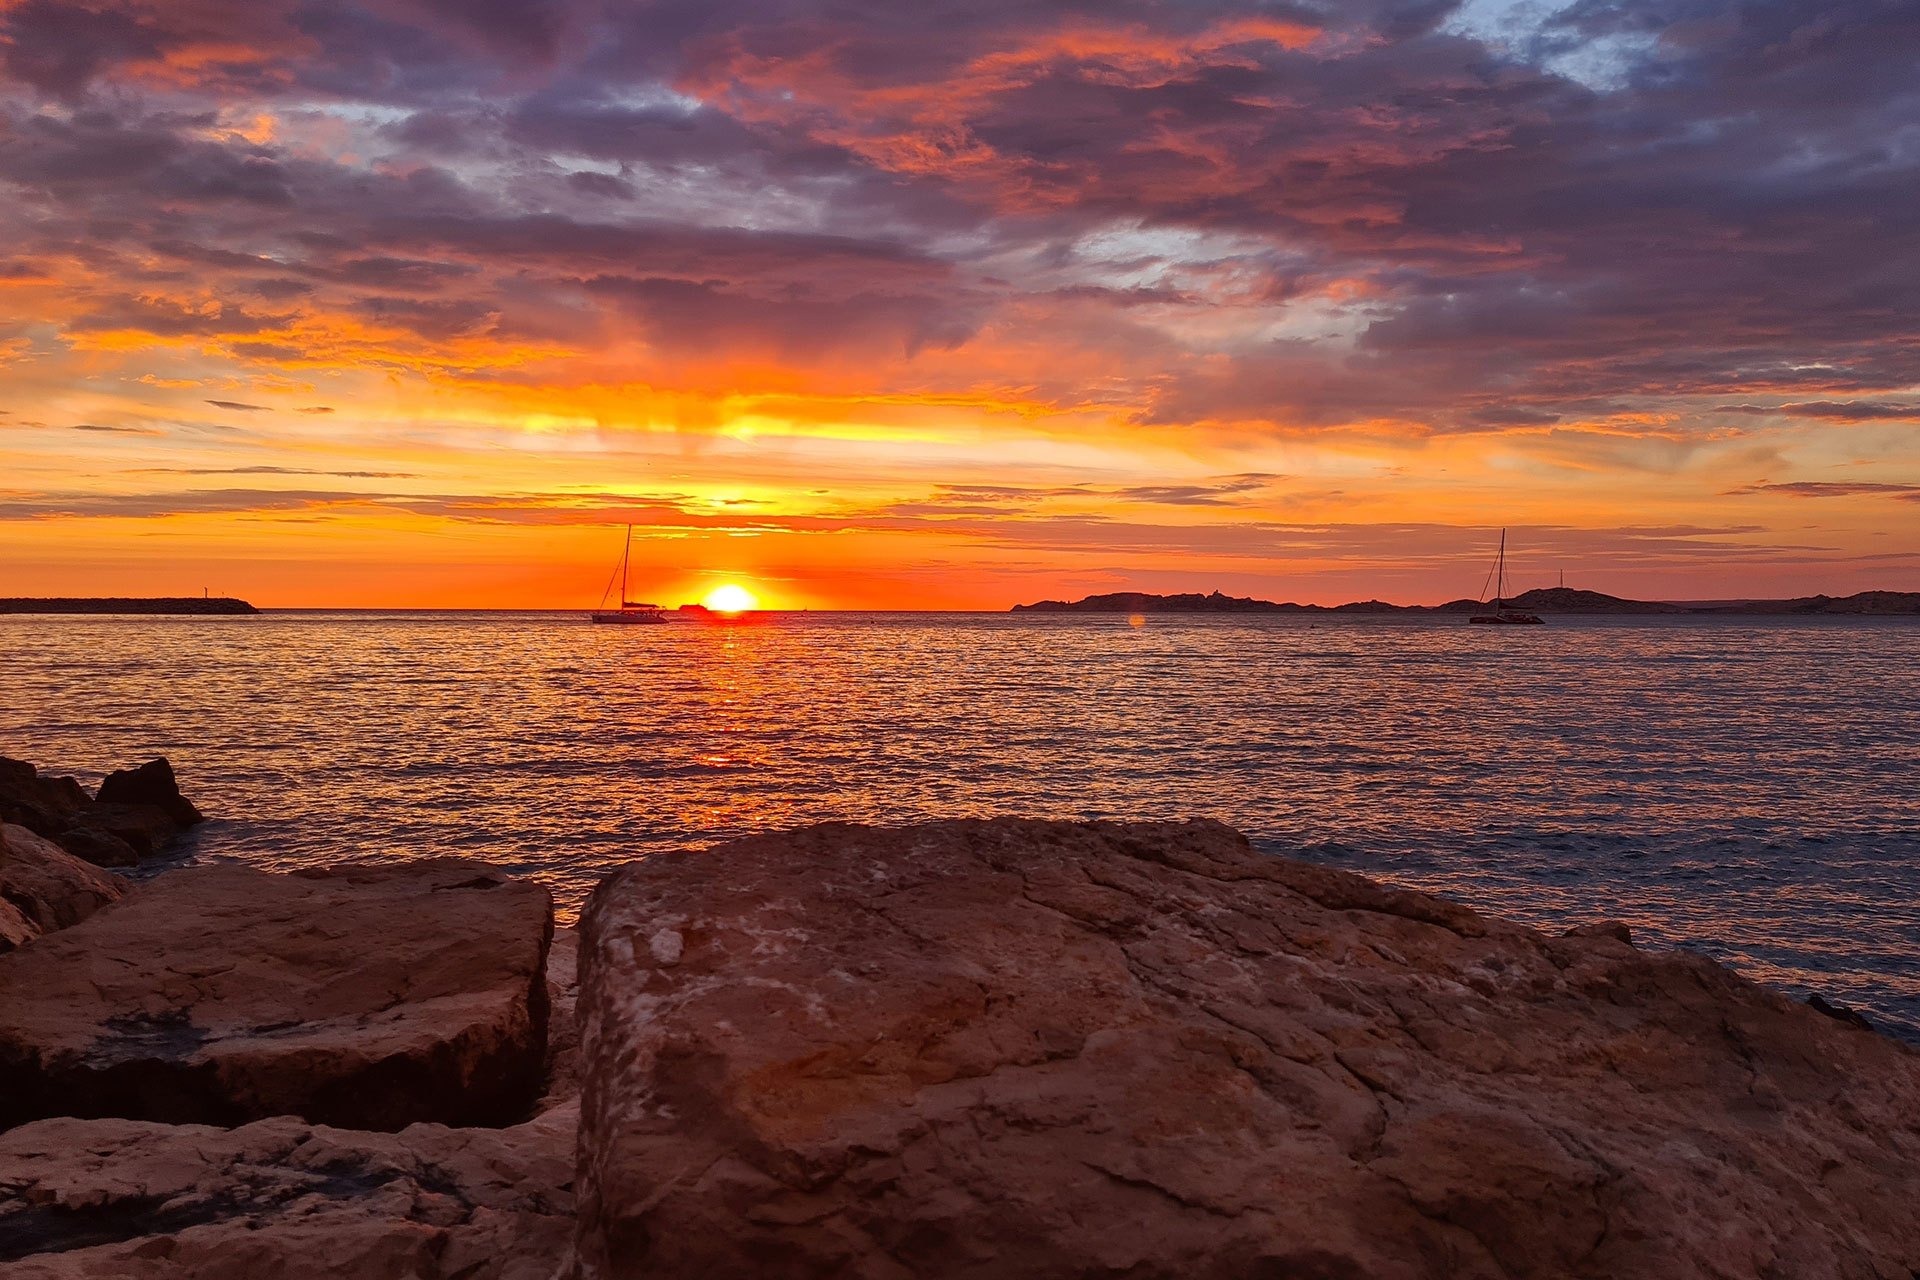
[5,592,1918,616]
[1011,587,1920,616]
[0,598,260,616]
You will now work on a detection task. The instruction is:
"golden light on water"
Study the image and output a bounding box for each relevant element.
[702,584,760,613]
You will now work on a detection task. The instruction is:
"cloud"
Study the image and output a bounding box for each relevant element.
[0,0,1905,430]
[0,484,1823,569]
[0,488,380,520]
[138,466,418,478]
[1113,476,1277,506]
[0,0,175,97]
[1729,481,1920,498]
[1,0,1918,604]
[1718,402,1920,423]
[68,296,282,340]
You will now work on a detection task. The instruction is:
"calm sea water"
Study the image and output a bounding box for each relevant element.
[3,610,1917,1040]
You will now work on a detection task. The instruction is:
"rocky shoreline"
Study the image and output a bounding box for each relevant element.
[1,756,205,870]
[2,760,1916,1277]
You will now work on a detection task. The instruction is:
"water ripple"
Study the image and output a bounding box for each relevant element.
[3,609,1916,1039]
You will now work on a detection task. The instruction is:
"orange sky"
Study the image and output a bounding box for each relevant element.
[2,0,1917,608]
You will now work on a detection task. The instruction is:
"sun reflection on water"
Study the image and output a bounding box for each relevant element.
[2,610,1917,1039]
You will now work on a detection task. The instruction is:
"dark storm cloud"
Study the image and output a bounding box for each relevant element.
[0,0,1917,437]
[67,296,280,338]
[0,0,175,97]
[0,110,295,205]
[353,295,499,340]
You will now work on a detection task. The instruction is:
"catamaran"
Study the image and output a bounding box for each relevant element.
[1469,530,1545,625]
[591,524,668,625]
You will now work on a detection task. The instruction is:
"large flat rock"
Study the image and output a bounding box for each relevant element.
[574,818,1920,1280]
[0,860,552,1132]
[0,1106,574,1279]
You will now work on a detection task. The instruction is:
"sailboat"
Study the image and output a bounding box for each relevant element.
[590,524,668,625]
[1469,530,1545,625]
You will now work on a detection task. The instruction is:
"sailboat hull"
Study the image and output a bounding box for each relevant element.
[591,611,667,625]
[1469,613,1544,624]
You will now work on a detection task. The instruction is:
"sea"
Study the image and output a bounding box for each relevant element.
[3,609,1917,1041]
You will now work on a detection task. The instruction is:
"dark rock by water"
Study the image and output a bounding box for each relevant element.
[1808,993,1876,1032]
[94,758,203,826]
[1562,918,1634,944]
[574,817,1920,1280]
[0,760,88,837]
[0,756,203,868]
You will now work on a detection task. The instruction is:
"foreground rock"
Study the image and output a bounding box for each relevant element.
[0,859,552,1132]
[0,823,128,952]
[575,818,1920,1280]
[0,757,203,867]
[0,1106,573,1279]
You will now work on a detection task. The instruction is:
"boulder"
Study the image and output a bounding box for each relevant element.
[46,824,141,868]
[574,818,1920,1280]
[0,1105,575,1279]
[0,759,86,839]
[56,804,180,865]
[0,757,204,867]
[95,758,204,828]
[0,859,552,1132]
[0,823,128,949]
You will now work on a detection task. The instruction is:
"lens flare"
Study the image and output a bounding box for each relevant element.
[701,583,759,613]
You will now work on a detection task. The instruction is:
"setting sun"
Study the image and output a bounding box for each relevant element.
[701,584,760,614]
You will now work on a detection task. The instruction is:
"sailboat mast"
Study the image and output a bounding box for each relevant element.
[1497,529,1507,604]
[620,523,632,604]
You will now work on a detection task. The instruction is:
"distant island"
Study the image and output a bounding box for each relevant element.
[0,597,260,615]
[1012,588,1920,616]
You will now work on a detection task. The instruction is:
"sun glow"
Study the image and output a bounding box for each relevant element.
[701,583,760,613]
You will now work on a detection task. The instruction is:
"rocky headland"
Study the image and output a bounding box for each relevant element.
[2,760,1917,1278]
[1013,587,1920,615]
[0,598,259,615]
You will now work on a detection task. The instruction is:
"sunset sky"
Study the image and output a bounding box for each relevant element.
[2,0,1917,608]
